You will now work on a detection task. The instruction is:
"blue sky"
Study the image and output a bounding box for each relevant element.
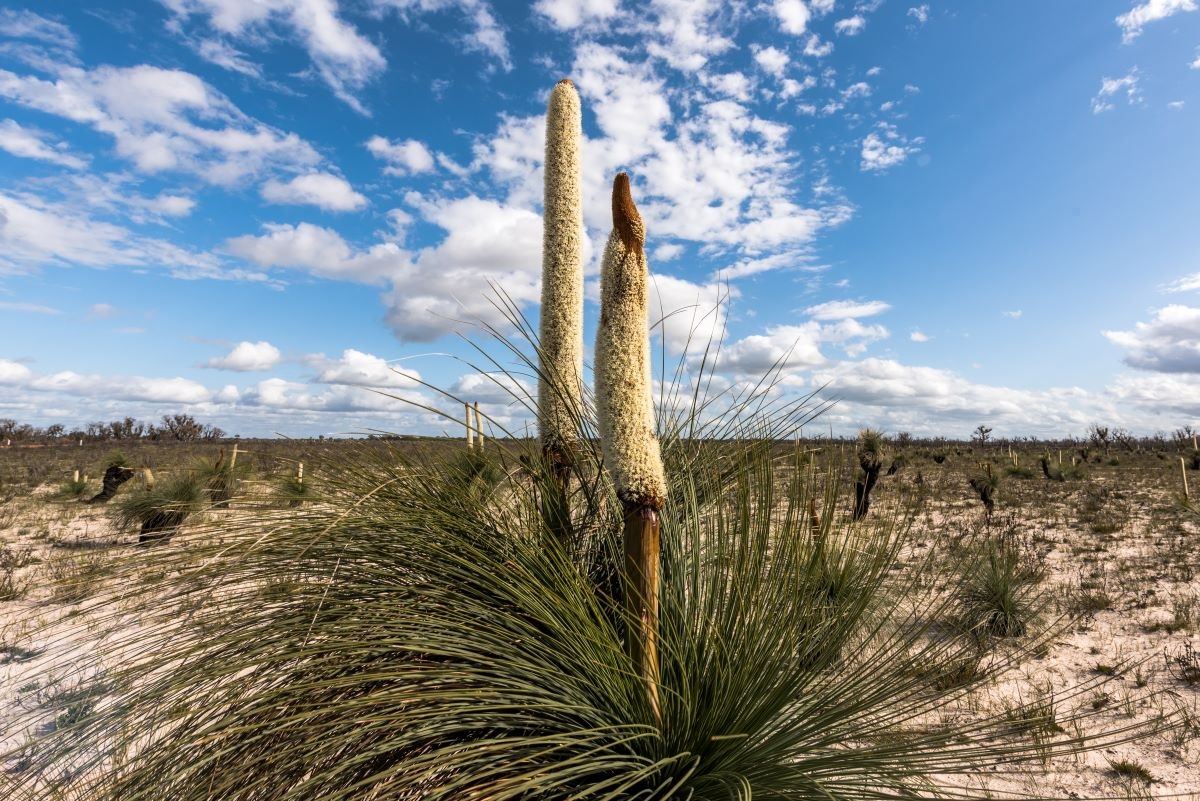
[0,0,1198,438]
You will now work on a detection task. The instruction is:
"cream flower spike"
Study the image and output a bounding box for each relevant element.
[595,172,667,510]
[537,78,584,462]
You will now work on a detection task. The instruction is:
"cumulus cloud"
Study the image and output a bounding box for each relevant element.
[834,15,867,35]
[305,348,422,388]
[224,222,402,284]
[1092,69,1142,114]
[0,62,320,183]
[204,340,282,371]
[910,330,930,342]
[752,45,789,77]
[366,135,436,175]
[771,0,812,35]
[29,370,214,404]
[260,172,368,211]
[533,0,619,29]
[1116,0,1197,43]
[0,119,87,168]
[715,317,889,375]
[0,359,33,384]
[861,123,921,171]
[1104,305,1200,373]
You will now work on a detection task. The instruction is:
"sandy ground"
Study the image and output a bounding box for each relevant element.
[0,453,1196,799]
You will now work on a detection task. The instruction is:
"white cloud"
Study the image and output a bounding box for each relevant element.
[224,222,401,284]
[306,348,422,388]
[372,0,511,70]
[910,330,930,342]
[0,119,87,168]
[204,340,282,372]
[1116,0,1197,42]
[1091,69,1143,114]
[193,38,262,78]
[907,4,930,24]
[0,359,33,384]
[860,123,920,171]
[648,273,731,354]
[159,0,387,110]
[834,15,866,35]
[804,299,890,319]
[260,172,368,211]
[0,300,61,315]
[771,0,812,35]
[87,303,117,319]
[0,9,77,48]
[780,75,816,98]
[654,242,684,261]
[1104,305,1200,373]
[1002,309,1023,318]
[366,135,436,175]
[1192,50,1200,68]
[1164,272,1200,293]
[29,370,213,404]
[643,0,735,70]
[0,190,233,278]
[841,81,872,100]
[0,63,320,183]
[803,34,834,57]
[752,45,790,77]
[151,193,196,217]
[533,0,619,28]
[715,316,888,375]
[1167,100,1185,109]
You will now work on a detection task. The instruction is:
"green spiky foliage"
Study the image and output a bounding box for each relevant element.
[52,478,90,501]
[111,471,208,543]
[195,452,252,508]
[4,327,1158,801]
[957,526,1046,640]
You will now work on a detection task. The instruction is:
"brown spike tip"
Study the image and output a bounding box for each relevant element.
[611,172,644,255]
[556,77,574,86]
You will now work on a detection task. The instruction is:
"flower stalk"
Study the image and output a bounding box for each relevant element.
[538,78,584,474]
[595,172,667,724]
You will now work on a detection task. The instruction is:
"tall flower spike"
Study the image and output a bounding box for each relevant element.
[596,172,666,725]
[595,173,667,511]
[537,78,584,461]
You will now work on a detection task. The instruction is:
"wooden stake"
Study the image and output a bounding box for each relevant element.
[297,462,304,485]
[474,402,484,447]
[465,402,475,449]
[1182,457,1190,501]
[73,469,80,483]
[623,502,662,725]
[1193,434,1198,452]
[1057,450,1062,465]
[229,443,239,468]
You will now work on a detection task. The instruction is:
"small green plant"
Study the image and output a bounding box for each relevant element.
[853,429,885,519]
[958,527,1045,639]
[52,478,89,500]
[1108,758,1154,784]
